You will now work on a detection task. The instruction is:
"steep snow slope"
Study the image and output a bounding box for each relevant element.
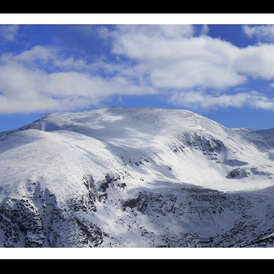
[18,107,274,192]
[1,107,274,248]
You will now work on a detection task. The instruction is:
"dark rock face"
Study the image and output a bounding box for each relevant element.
[1,177,274,247]
[119,186,274,247]
[226,167,250,178]
[169,133,226,165]
[0,177,115,247]
[0,198,45,247]
[123,192,148,213]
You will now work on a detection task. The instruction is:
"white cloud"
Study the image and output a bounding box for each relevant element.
[242,25,274,41]
[105,26,247,89]
[6,45,89,72]
[3,45,125,74]
[103,24,274,96]
[102,24,194,41]
[13,45,56,64]
[0,25,19,42]
[0,47,156,114]
[233,44,274,79]
[2,24,274,114]
[169,90,274,110]
[201,24,209,35]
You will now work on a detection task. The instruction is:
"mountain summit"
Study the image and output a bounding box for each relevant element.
[1,107,274,247]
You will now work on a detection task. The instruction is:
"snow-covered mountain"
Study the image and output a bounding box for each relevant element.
[1,107,274,248]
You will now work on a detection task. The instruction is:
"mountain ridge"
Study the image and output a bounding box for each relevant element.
[1,107,274,247]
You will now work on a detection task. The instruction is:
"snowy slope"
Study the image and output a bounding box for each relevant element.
[1,107,274,248]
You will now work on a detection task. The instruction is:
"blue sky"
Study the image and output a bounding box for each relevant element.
[1,14,274,132]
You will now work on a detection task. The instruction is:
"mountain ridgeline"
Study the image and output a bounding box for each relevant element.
[1,107,274,247]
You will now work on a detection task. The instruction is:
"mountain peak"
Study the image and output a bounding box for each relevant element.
[1,107,274,248]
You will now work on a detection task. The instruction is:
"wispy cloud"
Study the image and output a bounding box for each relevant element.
[169,90,274,110]
[2,24,274,114]
[201,24,209,35]
[0,45,156,114]
[0,25,19,42]
[242,25,274,42]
